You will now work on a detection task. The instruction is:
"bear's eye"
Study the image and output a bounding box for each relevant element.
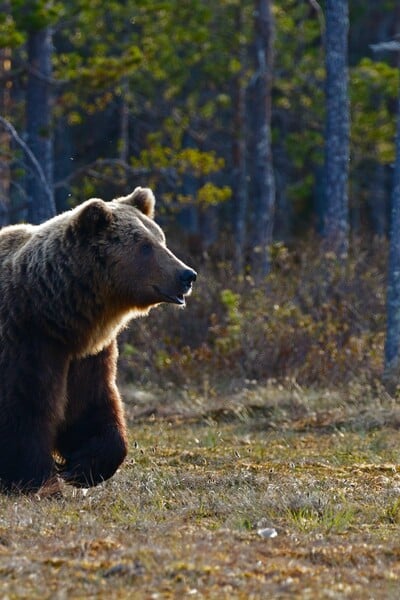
[140,242,153,256]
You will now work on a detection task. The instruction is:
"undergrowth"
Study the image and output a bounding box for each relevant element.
[119,238,387,390]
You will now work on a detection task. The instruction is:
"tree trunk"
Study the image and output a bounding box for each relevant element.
[26,26,56,224]
[322,0,350,258]
[251,0,275,280]
[119,78,129,165]
[384,87,400,384]
[368,163,387,238]
[0,47,12,226]
[232,5,248,274]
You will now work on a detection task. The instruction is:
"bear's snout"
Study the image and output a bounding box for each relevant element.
[179,268,197,290]
[152,265,196,306]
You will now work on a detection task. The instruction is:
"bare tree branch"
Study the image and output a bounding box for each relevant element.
[0,116,54,211]
[307,0,325,43]
[370,41,400,53]
[27,64,67,86]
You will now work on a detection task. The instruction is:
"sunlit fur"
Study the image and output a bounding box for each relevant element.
[0,188,196,492]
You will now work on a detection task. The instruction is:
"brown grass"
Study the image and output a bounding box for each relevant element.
[2,381,400,598]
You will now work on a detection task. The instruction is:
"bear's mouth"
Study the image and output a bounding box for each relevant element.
[153,286,186,306]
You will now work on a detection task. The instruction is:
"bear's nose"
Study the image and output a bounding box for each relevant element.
[180,268,197,286]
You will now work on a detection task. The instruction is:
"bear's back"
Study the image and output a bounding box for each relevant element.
[0,224,35,263]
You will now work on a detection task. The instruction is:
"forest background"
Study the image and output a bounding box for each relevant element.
[1,0,400,393]
[4,3,400,596]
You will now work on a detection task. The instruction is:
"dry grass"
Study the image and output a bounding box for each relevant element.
[3,381,400,598]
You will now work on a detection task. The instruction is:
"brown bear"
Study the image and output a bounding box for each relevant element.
[0,187,196,493]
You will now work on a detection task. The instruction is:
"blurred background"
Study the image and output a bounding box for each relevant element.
[0,1,399,393]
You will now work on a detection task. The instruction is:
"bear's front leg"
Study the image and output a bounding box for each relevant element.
[0,340,68,493]
[57,340,128,487]
[0,434,57,494]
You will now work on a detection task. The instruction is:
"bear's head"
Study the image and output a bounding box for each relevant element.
[70,187,197,314]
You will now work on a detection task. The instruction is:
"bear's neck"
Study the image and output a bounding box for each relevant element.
[14,251,127,355]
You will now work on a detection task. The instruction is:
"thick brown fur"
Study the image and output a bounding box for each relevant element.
[0,187,196,492]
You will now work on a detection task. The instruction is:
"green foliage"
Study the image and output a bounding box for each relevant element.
[287,501,356,534]
[385,498,400,524]
[196,183,231,206]
[0,12,24,47]
[49,0,237,206]
[130,146,230,206]
[351,58,399,165]
[132,147,225,178]
[1,0,399,244]
[214,289,242,353]
[12,0,64,32]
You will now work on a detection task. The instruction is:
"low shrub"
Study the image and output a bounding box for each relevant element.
[119,237,387,390]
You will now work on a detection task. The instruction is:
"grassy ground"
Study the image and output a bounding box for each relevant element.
[2,382,400,599]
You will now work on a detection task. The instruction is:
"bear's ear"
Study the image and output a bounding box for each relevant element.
[116,187,155,219]
[73,199,113,235]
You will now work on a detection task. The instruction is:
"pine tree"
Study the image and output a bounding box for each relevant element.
[322,0,350,258]
[385,67,400,384]
[26,23,56,223]
[251,0,275,279]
